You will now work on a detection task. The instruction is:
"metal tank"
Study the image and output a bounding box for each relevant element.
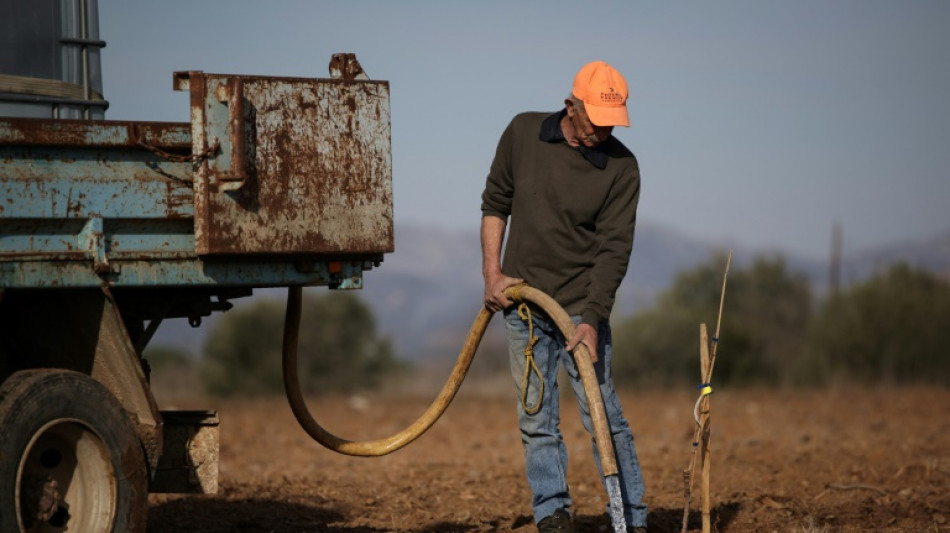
[0,0,107,119]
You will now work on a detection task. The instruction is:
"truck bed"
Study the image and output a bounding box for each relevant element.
[0,71,393,290]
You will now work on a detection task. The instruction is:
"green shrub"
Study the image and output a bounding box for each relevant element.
[799,264,950,385]
[613,253,812,387]
[199,291,403,397]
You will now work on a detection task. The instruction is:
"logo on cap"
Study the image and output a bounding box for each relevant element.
[600,89,624,104]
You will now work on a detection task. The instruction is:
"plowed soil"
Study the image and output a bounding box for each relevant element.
[147,382,950,532]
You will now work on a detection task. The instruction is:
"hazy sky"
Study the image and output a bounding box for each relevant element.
[98,1,949,260]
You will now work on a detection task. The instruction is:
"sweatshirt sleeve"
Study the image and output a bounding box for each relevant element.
[581,159,641,327]
[480,117,516,220]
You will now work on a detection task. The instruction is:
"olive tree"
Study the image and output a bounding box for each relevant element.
[799,264,950,385]
[613,253,812,387]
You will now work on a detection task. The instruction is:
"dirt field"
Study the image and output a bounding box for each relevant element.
[147,382,950,533]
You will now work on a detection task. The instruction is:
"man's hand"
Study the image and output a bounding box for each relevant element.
[567,323,598,363]
[483,271,524,313]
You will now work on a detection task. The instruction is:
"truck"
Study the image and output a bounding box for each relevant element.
[0,2,393,531]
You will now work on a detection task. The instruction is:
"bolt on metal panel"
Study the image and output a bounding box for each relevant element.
[176,72,394,257]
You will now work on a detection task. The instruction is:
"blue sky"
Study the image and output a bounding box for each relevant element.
[98,1,949,260]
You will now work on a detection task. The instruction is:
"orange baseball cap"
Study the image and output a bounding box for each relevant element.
[572,61,630,127]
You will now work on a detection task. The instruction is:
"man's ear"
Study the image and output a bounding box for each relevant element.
[564,99,575,117]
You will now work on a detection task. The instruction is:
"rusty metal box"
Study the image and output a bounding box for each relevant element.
[174,72,393,257]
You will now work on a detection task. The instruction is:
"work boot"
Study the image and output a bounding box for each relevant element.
[537,508,573,533]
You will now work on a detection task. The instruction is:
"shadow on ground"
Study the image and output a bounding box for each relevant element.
[148,497,491,533]
[148,497,368,533]
[572,502,741,533]
[148,498,742,532]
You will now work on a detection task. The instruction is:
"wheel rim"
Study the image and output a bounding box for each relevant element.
[16,419,117,533]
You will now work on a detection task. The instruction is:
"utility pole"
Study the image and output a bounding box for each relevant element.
[829,221,842,295]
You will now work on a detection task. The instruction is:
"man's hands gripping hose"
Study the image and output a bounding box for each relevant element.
[484,272,600,364]
[567,322,599,363]
[481,215,598,362]
[483,270,524,313]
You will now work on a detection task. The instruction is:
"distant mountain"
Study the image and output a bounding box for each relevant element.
[150,223,950,363]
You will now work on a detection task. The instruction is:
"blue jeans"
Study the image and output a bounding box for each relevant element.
[504,307,647,527]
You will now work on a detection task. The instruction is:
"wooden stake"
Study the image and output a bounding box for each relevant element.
[698,324,712,533]
[680,251,732,533]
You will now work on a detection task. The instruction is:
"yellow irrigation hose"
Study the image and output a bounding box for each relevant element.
[281,283,616,476]
[281,285,490,456]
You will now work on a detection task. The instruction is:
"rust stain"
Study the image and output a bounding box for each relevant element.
[1,118,189,149]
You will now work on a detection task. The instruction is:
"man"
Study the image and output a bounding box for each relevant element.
[480,61,647,533]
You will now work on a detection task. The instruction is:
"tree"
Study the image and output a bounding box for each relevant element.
[199,290,402,396]
[612,253,812,387]
[800,264,950,385]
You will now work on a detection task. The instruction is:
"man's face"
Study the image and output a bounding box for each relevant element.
[568,101,613,148]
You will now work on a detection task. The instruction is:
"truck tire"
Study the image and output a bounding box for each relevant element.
[0,369,148,533]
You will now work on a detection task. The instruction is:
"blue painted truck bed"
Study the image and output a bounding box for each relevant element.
[0,71,393,290]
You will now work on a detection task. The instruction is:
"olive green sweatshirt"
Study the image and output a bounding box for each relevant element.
[480,110,640,327]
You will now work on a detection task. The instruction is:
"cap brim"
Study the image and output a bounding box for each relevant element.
[586,104,630,127]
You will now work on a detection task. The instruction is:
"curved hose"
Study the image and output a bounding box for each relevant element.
[282,284,616,473]
[282,285,491,456]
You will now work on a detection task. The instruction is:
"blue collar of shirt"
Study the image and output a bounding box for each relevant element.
[539,109,609,170]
